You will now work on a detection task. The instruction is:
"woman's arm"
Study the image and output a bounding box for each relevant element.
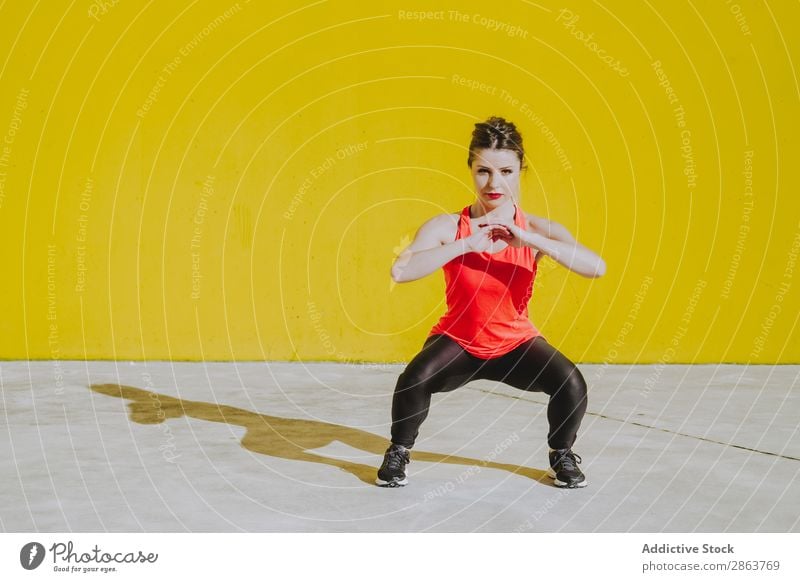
[391,214,498,283]
[489,214,607,278]
[527,221,606,277]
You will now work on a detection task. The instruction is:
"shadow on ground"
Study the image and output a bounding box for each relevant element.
[90,383,550,486]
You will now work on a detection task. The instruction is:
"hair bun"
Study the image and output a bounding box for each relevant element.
[467,116,525,169]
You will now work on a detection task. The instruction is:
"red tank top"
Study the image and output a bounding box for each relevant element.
[428,204,543,358]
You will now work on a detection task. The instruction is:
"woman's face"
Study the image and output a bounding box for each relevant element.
[469,148,522,208]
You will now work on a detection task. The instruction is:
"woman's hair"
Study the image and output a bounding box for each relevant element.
[467,116,526,170]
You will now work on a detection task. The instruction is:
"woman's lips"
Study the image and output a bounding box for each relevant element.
[486,193,503,199]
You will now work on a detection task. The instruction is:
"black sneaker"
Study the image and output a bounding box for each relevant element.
[375,444,410,487]
[547,449,587,488]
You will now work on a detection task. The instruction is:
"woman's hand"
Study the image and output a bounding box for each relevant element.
[464,225,506,253]
[478,221,528,248]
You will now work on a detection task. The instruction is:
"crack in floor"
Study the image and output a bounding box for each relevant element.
[465,386,800,463]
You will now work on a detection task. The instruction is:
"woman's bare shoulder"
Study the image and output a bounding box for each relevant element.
[521,210,555,233]
[438,212,460,228]
[413,212,459,246]
[521,209,542,225]
[521,210,576,246]
[520,210,551,261]
[429,212,459,240]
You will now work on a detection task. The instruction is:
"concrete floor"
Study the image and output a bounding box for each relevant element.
[1,360,798,532]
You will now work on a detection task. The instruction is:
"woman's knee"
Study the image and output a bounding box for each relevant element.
[552,366,588,402]
[396,362,441,395]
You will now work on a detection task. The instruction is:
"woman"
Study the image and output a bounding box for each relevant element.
[376,116,606,489]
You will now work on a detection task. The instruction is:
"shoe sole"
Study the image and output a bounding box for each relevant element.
[375,476,408,487]
[546,468,587,488]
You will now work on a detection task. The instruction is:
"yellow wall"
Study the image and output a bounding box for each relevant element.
[0,0,797,363]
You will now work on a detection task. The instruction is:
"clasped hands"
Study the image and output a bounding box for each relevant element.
[477,220,529,248]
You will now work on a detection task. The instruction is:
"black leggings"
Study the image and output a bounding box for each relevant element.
[390,334,588,450]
